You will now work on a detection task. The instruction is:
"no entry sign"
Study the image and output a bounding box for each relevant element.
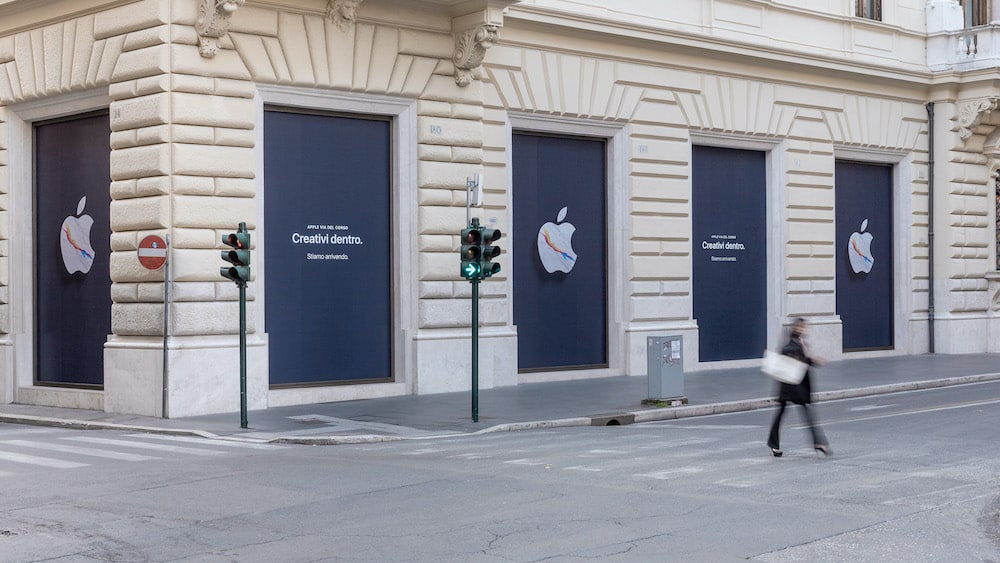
[138,235,167,270]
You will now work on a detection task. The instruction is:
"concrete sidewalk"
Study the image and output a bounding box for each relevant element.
[1,354,999,444]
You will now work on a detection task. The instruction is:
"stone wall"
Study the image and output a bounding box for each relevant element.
[485,18,930,366]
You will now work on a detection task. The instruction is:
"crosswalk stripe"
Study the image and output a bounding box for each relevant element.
[2,440,159,462]
[124,434,279,450]
[0,450,89,469]
[63,436,226,456]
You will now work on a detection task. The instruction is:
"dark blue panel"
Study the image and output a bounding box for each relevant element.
[264,110,391,385]
[692,145,767,361]
[513,133,607,371]
[35,114,112,386]
[836,161,893,350]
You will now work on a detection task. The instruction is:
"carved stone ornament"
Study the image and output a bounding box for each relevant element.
[989,269,1000,312]
[453,24,499,87]
[196,0,246,58]
[958,97,1000,140]
[327,0,364,31]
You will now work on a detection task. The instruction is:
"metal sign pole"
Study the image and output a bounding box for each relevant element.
[466,176,473,226]
[161,234,170,419]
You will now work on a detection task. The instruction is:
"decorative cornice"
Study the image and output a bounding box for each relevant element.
[958,97,1000,140]
[196,0,246,58]
[327,0,364,32]
[453,24,499,87]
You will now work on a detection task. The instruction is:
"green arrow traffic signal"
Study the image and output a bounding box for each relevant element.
[460,225,482,280]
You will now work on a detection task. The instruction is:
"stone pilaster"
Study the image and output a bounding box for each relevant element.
[104,1,264,417]
[0,106,9,405]
[927,100,995,353]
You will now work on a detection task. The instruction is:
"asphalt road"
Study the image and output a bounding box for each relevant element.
[2,381,999,562]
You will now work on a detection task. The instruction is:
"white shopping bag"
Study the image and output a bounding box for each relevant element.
[761,350,807,385]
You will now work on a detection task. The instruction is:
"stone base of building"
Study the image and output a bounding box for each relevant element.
[0,340,11,404]
[413,330,518,394]
[104,337,268,418]
[935,315,995,354]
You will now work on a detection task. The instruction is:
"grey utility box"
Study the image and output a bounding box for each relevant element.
[646,335,687,405]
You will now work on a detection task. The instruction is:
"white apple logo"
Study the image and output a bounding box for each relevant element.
[537,206,578,274]
[848,218,874,274]
[60,195,95,274]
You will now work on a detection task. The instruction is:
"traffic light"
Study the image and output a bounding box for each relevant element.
[460,225,481,280]
[478,227,502,279]
[221,223,251,287]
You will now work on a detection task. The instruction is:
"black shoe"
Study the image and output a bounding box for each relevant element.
[814,444,832,456]
[769,446,783,457]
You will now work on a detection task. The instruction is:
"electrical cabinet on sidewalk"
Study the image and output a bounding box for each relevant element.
[645,335,687,405]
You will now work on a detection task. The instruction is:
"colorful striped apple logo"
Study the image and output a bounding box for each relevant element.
[848,218,874,274]
[60,195,95,274]
[537,206,577,274]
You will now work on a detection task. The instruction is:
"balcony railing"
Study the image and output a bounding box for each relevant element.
[929,25,1000,70]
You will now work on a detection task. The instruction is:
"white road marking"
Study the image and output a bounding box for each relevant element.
[635,438,719,449]
[644,424,761,430]
[635,467,704,480]
[714,478,755,488]
[124,434,280,450]
[63,436,226,456]
[402,448,445,456]
[504,458,549,466]
[848,404,897,412]
[881,484,994,510]
[2,440,158,462]
[0,450,89,469]
[0,428,53,437]
[802,398,1000,428]
[448,453,493,460]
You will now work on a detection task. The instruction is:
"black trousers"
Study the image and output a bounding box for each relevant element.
[767,400,827,449]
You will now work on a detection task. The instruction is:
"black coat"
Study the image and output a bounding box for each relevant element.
[777,335,814,405]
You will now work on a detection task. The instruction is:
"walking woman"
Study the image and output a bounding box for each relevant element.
[767,318,831,457]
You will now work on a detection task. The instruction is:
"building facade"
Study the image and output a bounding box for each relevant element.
[1,0,999,417]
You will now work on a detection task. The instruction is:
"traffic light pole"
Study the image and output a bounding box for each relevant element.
[468,216,481,424]
[460,175,496,424]
[471,277,479,423]
[220,221,251,429]
[236,224,248,429]
[239,280,248,429]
